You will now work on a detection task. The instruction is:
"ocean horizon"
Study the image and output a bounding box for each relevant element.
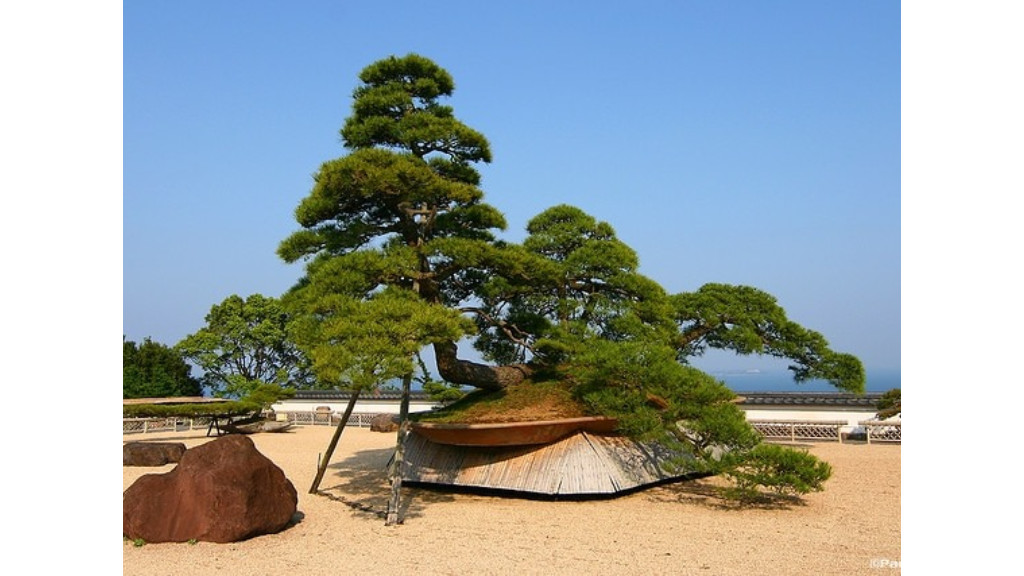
[709,368,900,394]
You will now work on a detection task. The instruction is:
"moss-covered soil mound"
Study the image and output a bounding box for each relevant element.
[413,380,592,424]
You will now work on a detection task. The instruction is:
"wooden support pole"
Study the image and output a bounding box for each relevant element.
[309,390,361,494]
[385,374,412,526]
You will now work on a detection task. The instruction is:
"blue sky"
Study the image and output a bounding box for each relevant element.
[124,1,900,378]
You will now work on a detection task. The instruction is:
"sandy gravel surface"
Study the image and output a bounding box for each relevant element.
[123,425,900,575]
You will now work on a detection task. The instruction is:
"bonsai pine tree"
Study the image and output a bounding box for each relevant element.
[279,54,866,499]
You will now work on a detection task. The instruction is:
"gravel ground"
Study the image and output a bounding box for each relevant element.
[123,425,900,575]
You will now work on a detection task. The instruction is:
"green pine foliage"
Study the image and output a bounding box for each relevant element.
[267,53,862,501]
[718,443,833,502]
[671,284,865,393]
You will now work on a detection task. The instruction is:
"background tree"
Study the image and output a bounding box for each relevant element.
[123,336,201,399]
[176,293,314,398]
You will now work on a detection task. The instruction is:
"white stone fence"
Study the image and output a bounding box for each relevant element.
[748,419,901,444]
[123,417,211,435]
[859,420,902,443]
[126,412,900,444]
[276,410,381,427]
[123,411,385,435]
[749,420,847,442]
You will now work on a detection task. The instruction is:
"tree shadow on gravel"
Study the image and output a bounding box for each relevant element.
[314,447,458,523]
[643,476,809,511]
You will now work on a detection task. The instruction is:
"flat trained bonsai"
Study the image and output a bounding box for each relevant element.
[279,54,858,503]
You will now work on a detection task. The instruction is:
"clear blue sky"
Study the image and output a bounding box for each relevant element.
[124,1,900,377]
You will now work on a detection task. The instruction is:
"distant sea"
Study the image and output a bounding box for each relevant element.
[708,368,900,394]
[403,367,899,395]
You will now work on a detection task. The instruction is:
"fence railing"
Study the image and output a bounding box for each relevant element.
[860,421,901,443]
[123,412,385,435]
[277,411,381,428]
[125,413,900,444]
[123,417,216,435]
[749,420,847,443]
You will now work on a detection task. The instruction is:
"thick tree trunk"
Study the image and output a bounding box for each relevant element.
[432,341,533,390]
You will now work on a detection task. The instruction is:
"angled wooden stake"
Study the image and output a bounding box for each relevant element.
[385,374,412,525]
[309,389,361,494]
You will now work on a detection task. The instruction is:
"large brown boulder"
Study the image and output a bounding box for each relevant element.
[123,434,298,543]
[123,442,187,466]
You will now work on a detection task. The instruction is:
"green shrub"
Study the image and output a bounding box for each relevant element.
[719,443,832,501]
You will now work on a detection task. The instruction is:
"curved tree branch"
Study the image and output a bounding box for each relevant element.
[459,306,536,354]
[432,341,532,391]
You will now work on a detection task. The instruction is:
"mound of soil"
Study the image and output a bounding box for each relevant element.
[415,381,590,424]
